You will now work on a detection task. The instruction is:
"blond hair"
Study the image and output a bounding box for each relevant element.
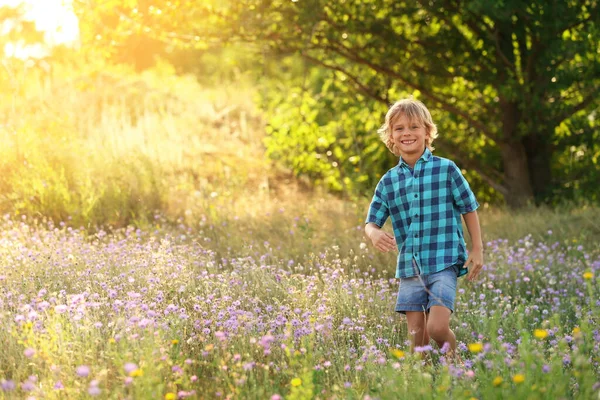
[377,98,438,156]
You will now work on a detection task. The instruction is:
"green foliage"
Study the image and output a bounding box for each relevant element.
[262,66,395,195]
[232,0,600,206]
[70,0,600,206]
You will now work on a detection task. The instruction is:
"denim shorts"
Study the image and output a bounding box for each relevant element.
[395,263,459,314]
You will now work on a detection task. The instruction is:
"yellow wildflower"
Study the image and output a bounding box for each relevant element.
[391,349,405,358]
[171,339,179,345]
[533,329,548,339]
[583,272,593,280]
[129,369,143,377]
[468,343,483,353]
[512,374,525,384]
[291,378,302,387]
[165,393,176,400]
[572,327,581,335]
[493,376,503,387]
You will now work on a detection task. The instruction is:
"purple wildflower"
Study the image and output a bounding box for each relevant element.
[76,365,91,377]
[24,348,35,358]
[124,363,138,375]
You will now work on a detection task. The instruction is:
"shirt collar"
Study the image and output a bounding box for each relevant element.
[398,148,432,169]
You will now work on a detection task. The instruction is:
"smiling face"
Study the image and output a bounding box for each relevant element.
[390,113,429,160]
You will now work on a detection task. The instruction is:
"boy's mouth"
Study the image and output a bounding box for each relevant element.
[400,139,416,145]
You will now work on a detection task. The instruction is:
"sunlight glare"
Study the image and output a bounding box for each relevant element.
[1,0,79,58]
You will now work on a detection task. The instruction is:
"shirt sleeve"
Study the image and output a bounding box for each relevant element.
[365,177,390,227]
[449,162,479,214]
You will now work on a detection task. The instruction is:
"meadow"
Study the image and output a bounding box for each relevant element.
[1,61,599,399]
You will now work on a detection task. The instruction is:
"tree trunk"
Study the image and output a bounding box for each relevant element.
[522,133,553,204]
[499,100,534,207]
[500,141,535,207]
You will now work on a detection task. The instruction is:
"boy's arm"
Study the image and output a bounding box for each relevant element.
[463,210,484,281]
[365,223,396,253]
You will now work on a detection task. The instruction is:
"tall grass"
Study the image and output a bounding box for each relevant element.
[0,57,267,228]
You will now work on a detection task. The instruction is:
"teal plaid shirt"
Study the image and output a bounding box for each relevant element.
[366,149,479,278]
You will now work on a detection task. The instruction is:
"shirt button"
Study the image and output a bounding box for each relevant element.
[414,194,418,198]
[415,234,419,237]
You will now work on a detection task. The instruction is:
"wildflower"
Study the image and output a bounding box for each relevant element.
[54,305,68,314]
[54,381,64,389]
[493,376,503,387]
[542,365,551,373]
[124,363,138,375]
[1,380,16,391]
[572,327,581,335]
[512,374,525,384]
[171,339,179,345]
[583,272,594,280]
[291,378,302,387]
[21,380,35,392]
[130,369,143,377]
[24,348,35,358]
[414,345,433,352]
[76,365,91,378]
[391,349,405,358]
[88,385,101,396]
[271,395,282,400]
[468,343,483,353]
[165,393,177,400]
[534,329,548,339]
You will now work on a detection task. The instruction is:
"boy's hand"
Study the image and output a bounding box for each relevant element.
[466,247,484,281]
[368,230,397,253]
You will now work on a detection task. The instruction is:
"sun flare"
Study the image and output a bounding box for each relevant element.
[1,0,79,57]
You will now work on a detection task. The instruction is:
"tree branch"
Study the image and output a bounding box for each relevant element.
[414,1,497,77]
[317,41,500,142]
[301,54,388,105]
[493,29,517,72]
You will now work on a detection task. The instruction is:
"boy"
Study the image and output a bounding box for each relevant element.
[365,98,483,358]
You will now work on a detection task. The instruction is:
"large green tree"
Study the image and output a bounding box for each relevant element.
[233,0,600,206]
[74,0,600,206]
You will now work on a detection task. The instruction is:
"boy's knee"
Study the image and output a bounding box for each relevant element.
[426,322,448,340]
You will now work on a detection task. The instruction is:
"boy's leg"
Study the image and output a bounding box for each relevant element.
[425,266,459,359]
[426,306,456,352]
[405,311,430,350]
